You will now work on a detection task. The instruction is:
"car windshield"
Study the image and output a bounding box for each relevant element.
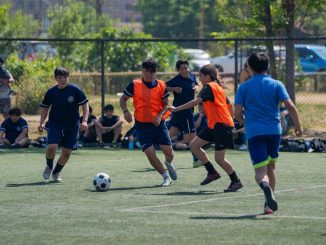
[312,47,326,60]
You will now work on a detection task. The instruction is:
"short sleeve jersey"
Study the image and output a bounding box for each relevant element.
[166,73,198,112]
[0,117,28,140]
[123,79,169,99]
[41,83,88,127]
[234,74,290,139]
[80,115,96,124]
[100,115,119,127]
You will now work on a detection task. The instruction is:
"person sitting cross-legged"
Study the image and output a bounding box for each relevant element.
[0,107,30,148]
[94,104,123,147]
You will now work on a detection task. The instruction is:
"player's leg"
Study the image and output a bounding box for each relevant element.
[213,124,242,192]
[43,143,58,179]
[249,135,278,212]
[94,121,105,144]
[160,144,177,180]
[144,145,171,186]
[266,134,281,191]
[190,130,221,185]
[51,126,78,182]
[168,126,179,142]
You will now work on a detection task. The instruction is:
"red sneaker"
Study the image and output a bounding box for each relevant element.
[224,181,243,192]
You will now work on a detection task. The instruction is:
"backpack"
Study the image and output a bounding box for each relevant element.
[311,138,326,153]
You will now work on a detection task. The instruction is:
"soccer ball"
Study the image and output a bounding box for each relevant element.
[93,173,111,191]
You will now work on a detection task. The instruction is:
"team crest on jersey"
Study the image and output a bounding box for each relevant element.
[16,127,21,132]
[68,96,74,103]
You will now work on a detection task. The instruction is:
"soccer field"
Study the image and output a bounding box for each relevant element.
[0,148,325,245]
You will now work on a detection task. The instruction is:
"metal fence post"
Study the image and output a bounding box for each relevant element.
[234,40,239,94]
[100,40,105,116]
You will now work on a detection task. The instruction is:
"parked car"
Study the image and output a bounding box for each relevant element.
[184,49,211,71]
[18,41,57,61]
[295,44,326,72]
[211,44,326,74]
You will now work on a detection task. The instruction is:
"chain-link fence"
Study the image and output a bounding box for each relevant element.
[0,37,325,136]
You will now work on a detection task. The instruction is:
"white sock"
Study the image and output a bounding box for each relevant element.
[165,160,172,166]
[162,171,169,178]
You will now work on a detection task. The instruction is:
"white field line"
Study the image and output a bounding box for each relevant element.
[118,184,326,220]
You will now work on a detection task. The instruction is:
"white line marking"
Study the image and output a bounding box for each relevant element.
[119,184,326,211]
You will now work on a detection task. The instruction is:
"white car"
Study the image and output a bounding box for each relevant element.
[184,49,211,71]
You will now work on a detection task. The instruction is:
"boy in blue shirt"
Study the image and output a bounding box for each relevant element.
[0,107,29,148]
[38,66,89,182]
[166,60,199,167]
[235,53,302,214]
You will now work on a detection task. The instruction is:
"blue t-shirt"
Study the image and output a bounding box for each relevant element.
[166,73,197,114]
[234,74,289,139]
[0,117,28,142]
[41,83,88,127]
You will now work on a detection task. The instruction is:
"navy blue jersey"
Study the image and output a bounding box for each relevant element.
[0,117,28,141]
[41,83,88,127]
[123,79,169,99]
[166,73,198,108]
[100,115,119,127]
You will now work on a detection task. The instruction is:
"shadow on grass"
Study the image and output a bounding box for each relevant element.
[131,168,156,173]
[190,213,271,220]
[150,190,222,196]
[85,185,161,192]
[5,181,56,187]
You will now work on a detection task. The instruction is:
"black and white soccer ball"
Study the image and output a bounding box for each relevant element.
[93,173,111,191]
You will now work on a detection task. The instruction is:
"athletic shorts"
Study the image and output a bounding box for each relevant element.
[247,134,281,169]
[198,123,234,151]
[47,123,79,149]
[135,121,171,151]
[169,112,196,135]
[0,98,11,115]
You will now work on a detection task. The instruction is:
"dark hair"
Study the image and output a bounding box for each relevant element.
[142,57,157,73]
[199,64,221,85]
[0,64,10,80]
[104,104,114,111]
[247,52,269,73]
[176,60,189,70]
[54,66,69,78]
[9,107,22,116]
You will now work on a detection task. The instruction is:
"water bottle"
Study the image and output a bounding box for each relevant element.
[128,141,134,150]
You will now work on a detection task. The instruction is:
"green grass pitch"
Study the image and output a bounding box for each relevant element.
[0,148,325,245]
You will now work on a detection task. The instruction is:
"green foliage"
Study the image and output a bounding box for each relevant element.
[6,54,60,114]
[137,0,220,47]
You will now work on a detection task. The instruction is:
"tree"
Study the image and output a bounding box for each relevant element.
[136,0,221,48]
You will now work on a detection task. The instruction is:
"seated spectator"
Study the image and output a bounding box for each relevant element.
[280,104,289,135]
[194,103,207,134]
[233,119,247,151]
[79,105,97,145]
[122,124,141,150]
[0,107,29,148]
[95,104,123,147]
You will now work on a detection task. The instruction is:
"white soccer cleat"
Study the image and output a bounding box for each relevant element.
[165,162,177,180]
[193,159,203,168]
[52,172,62,183]
[43,166,52,180]
[161,176,172,187]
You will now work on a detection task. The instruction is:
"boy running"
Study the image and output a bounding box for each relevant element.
[119,58,177,187]
[168,64,243,192]
[234,52,302,213]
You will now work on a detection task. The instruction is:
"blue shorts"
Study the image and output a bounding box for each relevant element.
[47,123,79,149]
[248,134,281,169]
[135,121,171,151]
[169,111,196,135]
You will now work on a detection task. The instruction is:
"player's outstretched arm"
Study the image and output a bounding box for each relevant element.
[168,97,201,113]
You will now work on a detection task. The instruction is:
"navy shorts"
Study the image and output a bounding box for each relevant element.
[47,123,79,149]
[198,123,234,151]
[169,111,196,134]
[248,134,281,169]
[135,121,171,151]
